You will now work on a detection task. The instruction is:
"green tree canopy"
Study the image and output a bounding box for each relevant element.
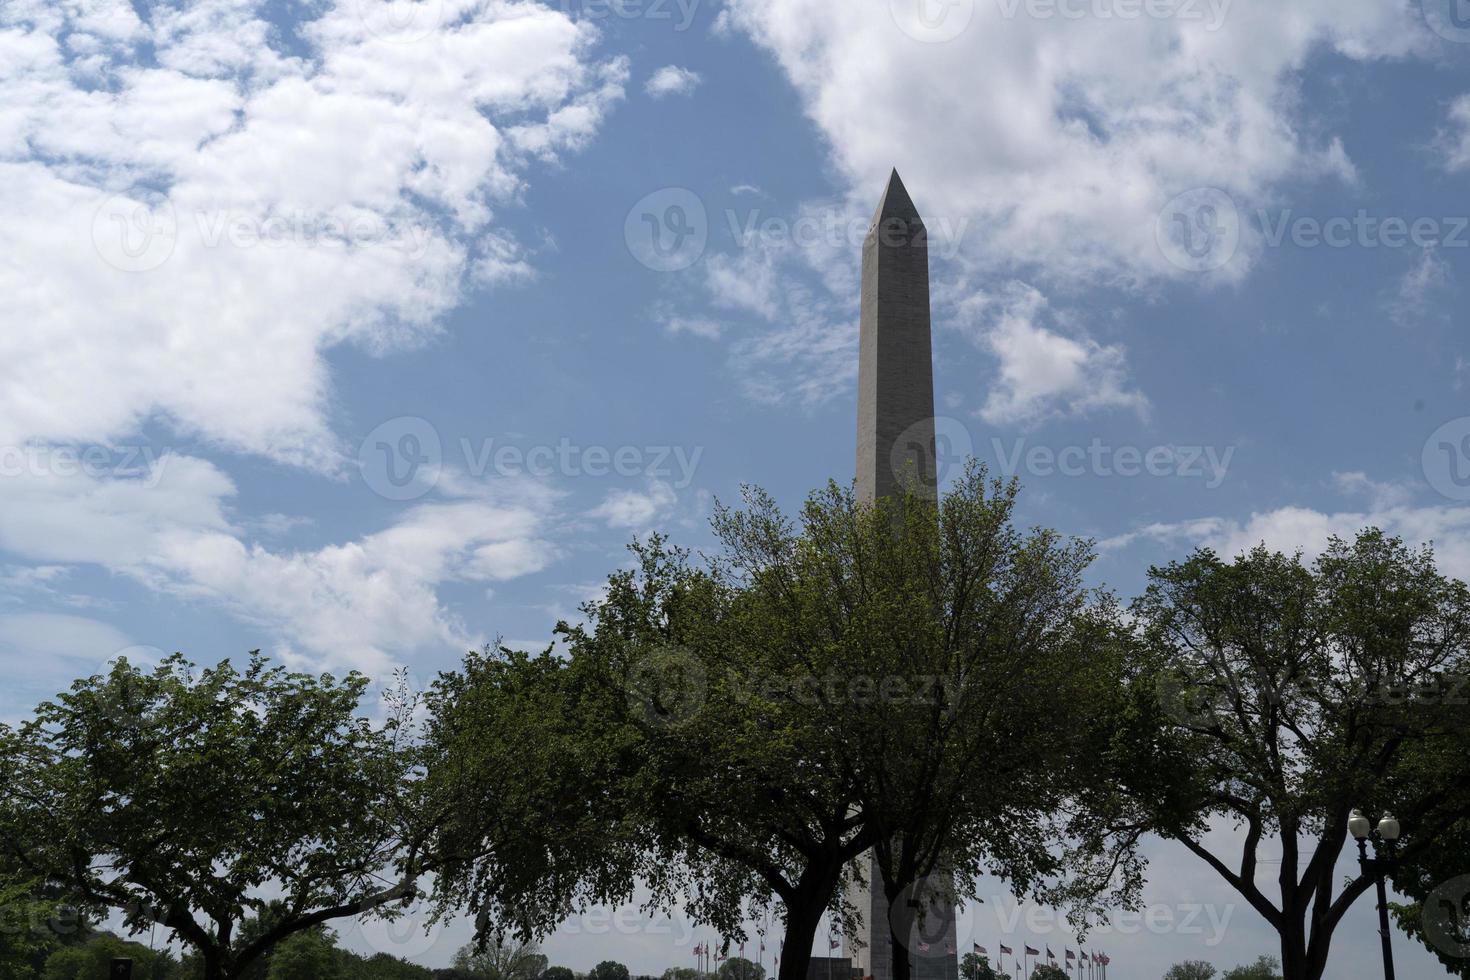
[40,933,177,980]
[1389,814,1470,975]
[427,468,1143,980]
[449,938,545,980]
[957,952,1002,980]
[1031,965,1068,980]
[0,655,430,980]
[715,956,762,980]
[1221,956,1283,980]
[588,962,631,980]
[1162,961,1218,980]
[1116,532,1470,980]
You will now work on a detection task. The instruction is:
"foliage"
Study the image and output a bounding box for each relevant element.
[1389,816,1470,976]
[714,957,762,980]
[543,968,578,980]
[547,468,1137,980]
[0,868,92,978]
[1162,961,1218,980]
[40,934,177,980]
[957,952,1002,980]
[1031,965,1068,980]
[588,962,631,980]
[450,938,546,980]
[1221,956,1283,980]
[0,654,430,980]
[264,930,339,980]
[1117,532,1470,980]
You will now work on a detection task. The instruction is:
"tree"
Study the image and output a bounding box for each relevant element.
[265,930,339,980]
[1163,961,1218,980]
[428,469,1140,980]
[1222,956,1283,980]
[1121,532,1470,980]
[40,933,177,980]
[0,867,90,978]
[762,473,1141,980]
[450,938,545,980]
[1031,965,1068,980]
[715,957,762,980]
[0,655,431,980]
[659,970,703,980]
[1389,816,1470,976]
[957,953,1002,980]
[588,962,631,980]
[543,968,578,980]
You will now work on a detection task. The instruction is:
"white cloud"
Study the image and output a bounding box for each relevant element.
[1390,247,1451,326]
[720,0,1428,285]
[965,282,1148,426]
[0,0,626,470]
[645,64,701,99]
[0,457,557,674]
[589,480,678,530]
[0,612,133,665]
[1104,500,1470,582]
[1436,93,1470,173]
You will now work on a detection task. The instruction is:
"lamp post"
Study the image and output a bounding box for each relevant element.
[1349,809,1401,980]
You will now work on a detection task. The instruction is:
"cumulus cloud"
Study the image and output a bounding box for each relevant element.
[719,0,1427,285]
[0,456,557,673]
[645,65,701,99]
[589,480,678,530]
[0,0,626,470]
[1103,498,1470,582]
[959,282,1148,426]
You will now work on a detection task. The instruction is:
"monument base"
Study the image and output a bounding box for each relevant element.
[846,851,959,980]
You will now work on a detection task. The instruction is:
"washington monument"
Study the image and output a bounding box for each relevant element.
[847,170,959,980]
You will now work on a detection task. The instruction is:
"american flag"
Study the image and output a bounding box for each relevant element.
[1025,946,1040,956]
[974,945,986,955]
[1065,950,1075,961]
[999,944,1013,955]
[1046,948,1056,960]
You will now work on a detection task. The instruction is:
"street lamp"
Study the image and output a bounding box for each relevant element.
[1349,809,1401,980]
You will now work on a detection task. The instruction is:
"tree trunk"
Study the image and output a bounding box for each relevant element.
[1279,928,1320,980]
[887,880,913,980]
[779,894,828,980]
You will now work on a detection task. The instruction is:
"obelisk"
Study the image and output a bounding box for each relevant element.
[848,171,959,980]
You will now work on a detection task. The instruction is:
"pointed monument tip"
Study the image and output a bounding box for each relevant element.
[871,167,923,229]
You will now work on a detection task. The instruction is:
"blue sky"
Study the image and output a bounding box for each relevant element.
[3,0,1470,975]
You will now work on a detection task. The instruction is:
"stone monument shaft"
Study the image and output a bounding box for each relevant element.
[849,171,958,980]
[856,169,937,505]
